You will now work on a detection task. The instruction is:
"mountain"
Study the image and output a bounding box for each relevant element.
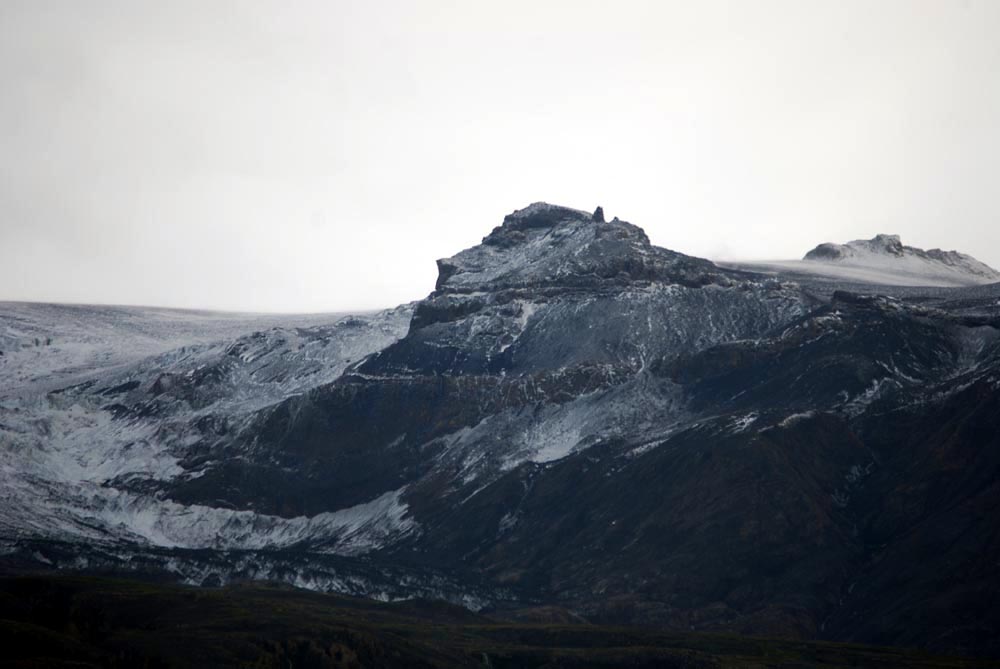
[803,234,1000,286]
[2,203,999,659]
[726,234,1000,288]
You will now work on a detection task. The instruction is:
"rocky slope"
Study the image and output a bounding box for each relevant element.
[2,203,999,657]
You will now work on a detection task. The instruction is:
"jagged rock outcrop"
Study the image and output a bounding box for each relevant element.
[395,202,810,375]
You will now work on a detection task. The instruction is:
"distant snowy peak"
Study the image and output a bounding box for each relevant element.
[802,234,1000,286]
[805,234,906,260]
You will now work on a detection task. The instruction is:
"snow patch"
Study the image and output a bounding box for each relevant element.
[94,488,416,555]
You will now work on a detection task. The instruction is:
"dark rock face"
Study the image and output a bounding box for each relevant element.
[177,204,812,518]
[4,203,1000,658]
[398,286,1000,656]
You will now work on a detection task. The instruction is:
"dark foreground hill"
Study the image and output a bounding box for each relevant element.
[0,575,990,668]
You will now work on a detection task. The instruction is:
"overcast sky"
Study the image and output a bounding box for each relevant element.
[2,1,999,312]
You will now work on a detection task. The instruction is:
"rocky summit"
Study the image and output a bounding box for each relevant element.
[2,203,1000,659]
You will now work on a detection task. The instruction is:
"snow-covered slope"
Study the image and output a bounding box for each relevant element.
[727,234,1000,288]
[0,302,367,399]
[803,234,1000,285]
[0,302,414,557]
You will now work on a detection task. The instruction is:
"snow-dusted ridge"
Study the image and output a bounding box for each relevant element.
[0,301,415,559]
[725,234,999,288]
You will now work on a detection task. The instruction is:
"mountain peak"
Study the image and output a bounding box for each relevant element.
[870,233,904,254]
[501,202,593,228]
[432,203,724,294]
[803,234,1000,286]
[805,234,905,261]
